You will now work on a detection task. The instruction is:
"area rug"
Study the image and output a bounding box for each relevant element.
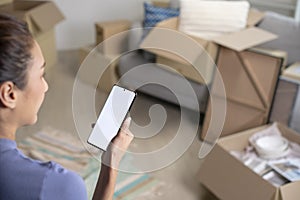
[18,127,165,199]
[85,168,165,200]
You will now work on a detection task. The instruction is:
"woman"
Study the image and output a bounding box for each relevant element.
[0,14,134,200]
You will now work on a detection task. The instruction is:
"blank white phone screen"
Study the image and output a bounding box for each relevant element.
[88,85,136,151]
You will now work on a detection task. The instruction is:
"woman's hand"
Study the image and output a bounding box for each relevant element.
[101,117,134,168]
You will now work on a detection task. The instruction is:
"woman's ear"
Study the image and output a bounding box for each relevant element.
[0,81,18,109]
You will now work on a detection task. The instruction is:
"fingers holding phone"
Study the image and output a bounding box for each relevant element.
[115,117,134,148]
[87,85,136,168]
[102,117,134,168]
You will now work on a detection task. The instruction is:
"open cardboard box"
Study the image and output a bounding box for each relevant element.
[201,47,285,141]
[140,9,277,85]
[0,1,64,67]
[140,17,218,85]
[198,123,300,200]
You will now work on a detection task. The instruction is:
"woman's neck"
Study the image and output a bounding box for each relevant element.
[0,108,19,140]
[0,122,17,140]
[0,133,15,140]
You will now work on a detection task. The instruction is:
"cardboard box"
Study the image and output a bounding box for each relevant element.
[140,10,277,85]
[152,0,170,8]
[140,17,219,85]
[95,20,131,55]
[270,63,300,132]
[35,29,57,69]
[155,41,218,84]
[282,62,300,82]
[0,1,64,68]
[0,0,12,6]
[198,123,300,200]
[79,45,119,93]
[269,77,298,126]
[201,47,285,141]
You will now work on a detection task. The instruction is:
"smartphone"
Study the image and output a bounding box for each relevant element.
[87,85,136,151]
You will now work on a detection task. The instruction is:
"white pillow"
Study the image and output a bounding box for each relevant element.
[179,0,250,40]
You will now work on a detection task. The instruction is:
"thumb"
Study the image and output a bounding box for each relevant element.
[121,117,131,130]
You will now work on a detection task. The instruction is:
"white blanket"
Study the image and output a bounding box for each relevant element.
[179,0,250,40]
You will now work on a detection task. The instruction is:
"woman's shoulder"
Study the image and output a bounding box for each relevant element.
[0,143,87,200]
[41,162,88,200]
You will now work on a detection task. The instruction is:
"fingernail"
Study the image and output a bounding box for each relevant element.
[124,117,131,124]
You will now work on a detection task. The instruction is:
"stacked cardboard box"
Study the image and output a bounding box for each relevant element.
[95,20,131,56]
[77,19,131,93]
[0,1,64,68]
[140,10,285,141]
[79,45,119,93]
[140,10,277,86]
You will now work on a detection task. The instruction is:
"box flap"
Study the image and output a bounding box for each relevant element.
[213,27,277,51]
[247,9,265,27]
[278,123,300,144]
[280,181,300,199]
[95,20,131,29]
[282,62,300,82]
[155,17,178,30]
[140,28,208,65]
[29,1,64,32]
[12,1,41,11]
[218,124,269,150]
[199,144,277,200]
[0,5,25,20]
[218,122,300,156]
[156,55,203,83]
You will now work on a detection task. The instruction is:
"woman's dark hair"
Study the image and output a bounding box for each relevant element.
[0,13,34,90]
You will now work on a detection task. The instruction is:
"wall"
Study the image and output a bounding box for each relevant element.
[52,0,299,50]
[52,0,144,50]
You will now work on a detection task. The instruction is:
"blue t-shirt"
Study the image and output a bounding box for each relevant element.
[0,139,88,200]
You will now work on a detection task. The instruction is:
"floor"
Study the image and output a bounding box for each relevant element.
[16,50,218,200]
